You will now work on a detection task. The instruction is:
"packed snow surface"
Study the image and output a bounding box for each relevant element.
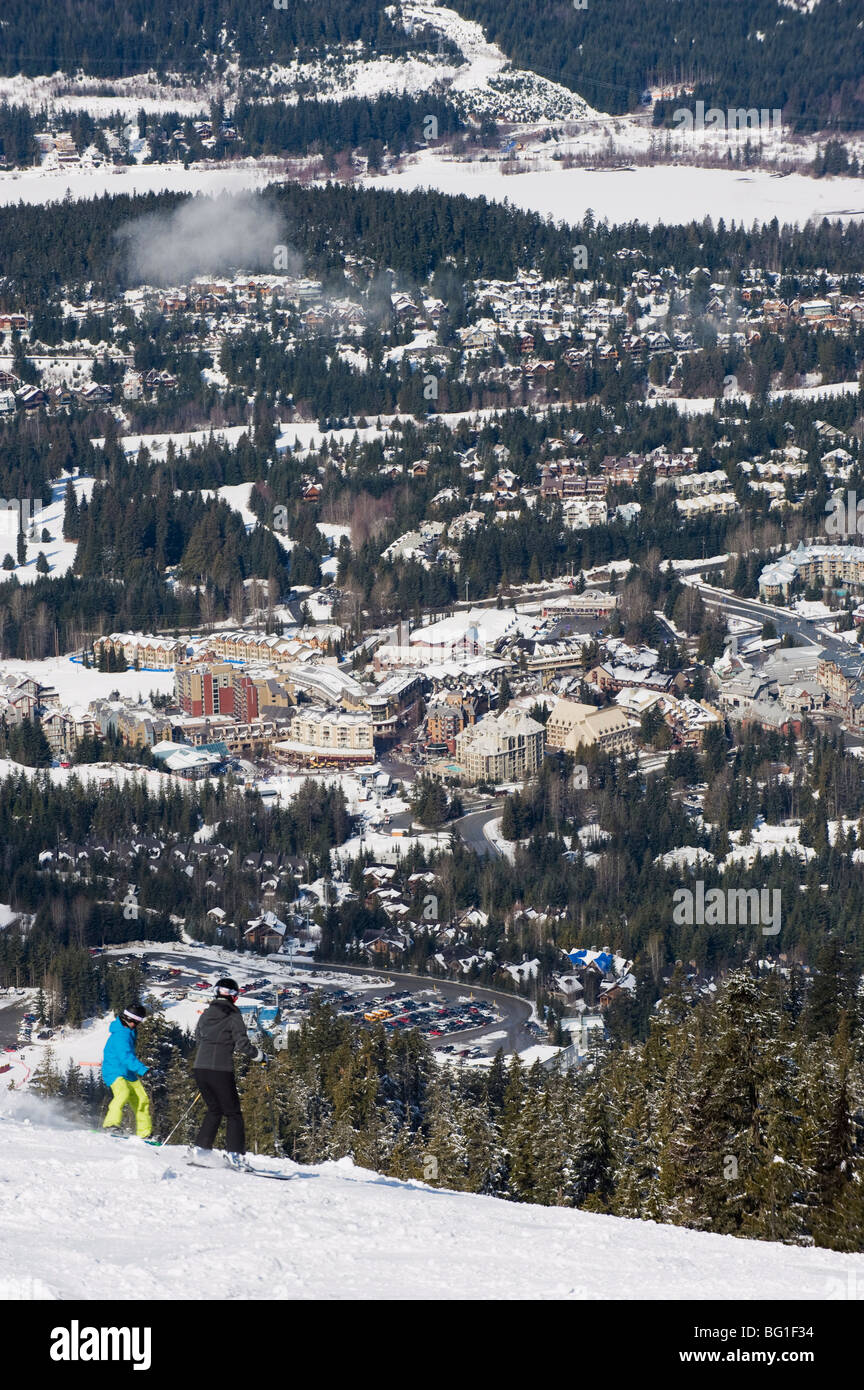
[1,1092,861,1300]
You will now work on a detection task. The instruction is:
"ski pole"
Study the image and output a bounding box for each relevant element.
[162,1092,201,1147]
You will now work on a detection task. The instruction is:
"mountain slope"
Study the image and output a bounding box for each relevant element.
[446,0,864,128]
[2,0,862,128]
[1,1094,862,1301]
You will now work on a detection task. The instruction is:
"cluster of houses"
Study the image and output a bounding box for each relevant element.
[353,863,635,1021]
[712,638,828,736]
[8,247,864,428]
[554,947,636,1012]
[354,863,555,987]
[0,673,60,728]
[1,616,421,768]
[448,264,864,398]
[245,412,859,565]
[35,832,310,951]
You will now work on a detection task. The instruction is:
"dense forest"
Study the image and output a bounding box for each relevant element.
[0,103,38,166]
[231,93,467,163]
[0,0,419,77]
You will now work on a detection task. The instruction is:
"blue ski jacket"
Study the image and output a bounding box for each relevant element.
[101,1017,149,1087]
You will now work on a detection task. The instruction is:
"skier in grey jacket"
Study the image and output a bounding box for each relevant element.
[192,978,262,1159]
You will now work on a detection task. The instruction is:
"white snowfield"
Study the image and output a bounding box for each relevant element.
[0,1094,862,1300]
[367,157,864,228]
[0,162,277,209]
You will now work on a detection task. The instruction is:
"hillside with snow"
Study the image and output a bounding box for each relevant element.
[0,1091,861,1300]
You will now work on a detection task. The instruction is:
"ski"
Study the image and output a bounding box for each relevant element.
[92,1129,162,1145]
[236,1168,294,1181]
[185,1159,294,1181]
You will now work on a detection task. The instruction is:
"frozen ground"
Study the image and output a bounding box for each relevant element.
[96,418,425,461]
[0,71,212,120]
[659,380,864,415]
[0,1089,861,1300]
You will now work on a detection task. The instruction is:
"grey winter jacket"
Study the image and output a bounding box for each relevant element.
[194,998,259,1071]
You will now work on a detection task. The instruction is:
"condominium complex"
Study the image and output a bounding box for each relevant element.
[545,699,637,754]
[273,706,375,764]
[176,662,295,722]
[759,542,864,599]
[92,632,186,669]
[455,709,545,783]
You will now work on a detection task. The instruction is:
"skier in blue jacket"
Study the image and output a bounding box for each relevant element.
[101,1006,153,1139]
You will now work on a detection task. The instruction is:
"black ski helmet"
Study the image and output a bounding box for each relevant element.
[122,1005,147,1026]
[215,978,239,998]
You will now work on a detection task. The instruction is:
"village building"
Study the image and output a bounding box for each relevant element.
[545,699,637,755]
[455,709,545,783]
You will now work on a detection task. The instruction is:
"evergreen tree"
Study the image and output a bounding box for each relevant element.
[572,1082,616,1211]
[62,480,80,541]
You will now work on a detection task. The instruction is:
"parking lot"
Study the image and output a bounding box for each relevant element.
[104,947,537,1058]
[145,957,507,1055]
[338,987,497,1052]
[220,980,502,1059]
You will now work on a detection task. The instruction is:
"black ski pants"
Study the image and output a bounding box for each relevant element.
[194,1068,245,1153]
